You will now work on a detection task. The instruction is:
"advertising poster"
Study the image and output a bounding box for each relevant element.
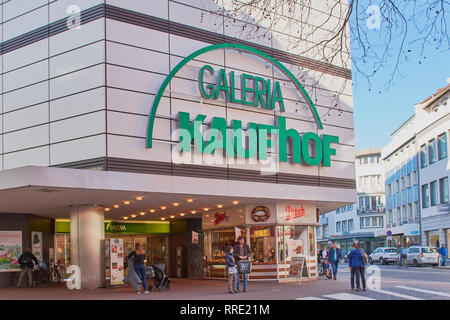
[288,239,303,257]
[288,257,305,279]
[110,238,124,285]
[234,227,241,242]
[192,231,199,244]
[32,231,43,261]
[0,231,22,272]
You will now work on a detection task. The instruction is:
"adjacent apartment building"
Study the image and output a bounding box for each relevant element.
[319,82,449,259]
[318,149,386,254]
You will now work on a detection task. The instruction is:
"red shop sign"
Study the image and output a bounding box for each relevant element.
[214,211,229,225]
[285,205,306,221]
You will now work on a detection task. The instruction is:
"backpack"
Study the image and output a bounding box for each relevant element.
[19,253,32,266]
[361,251,369,265]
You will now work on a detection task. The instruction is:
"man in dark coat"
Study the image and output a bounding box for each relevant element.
[233,236,251,292]
[347,243,364,291]
[327,242,342,280]
[17,248,39,288]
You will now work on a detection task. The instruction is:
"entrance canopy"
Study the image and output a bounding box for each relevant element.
[0,166,354,221]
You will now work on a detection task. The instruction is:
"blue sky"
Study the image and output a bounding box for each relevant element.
[350,1,450,150]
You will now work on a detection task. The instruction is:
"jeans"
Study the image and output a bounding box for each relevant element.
[228,273,237,292]
[18,268,33,287]
[134,264,147,291]
[236,273,247,290]
[442,258,447,266]
[360,266,366,289]
[350,267,361,289]
[330,261,339,276]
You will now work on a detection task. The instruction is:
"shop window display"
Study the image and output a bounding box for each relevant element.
[277,225,312,263]
[249,226,276,265]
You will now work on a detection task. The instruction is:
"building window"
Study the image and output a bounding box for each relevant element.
[348,219,354,231]
[428,138,436,165]
[440,177,449,203]
[388,211,393,224]
[420,144,427,168]
[336,222,341,232]
[438,133,448,160]
[413,202,419,219]
[342,220,348,232]
[422,184,430,208]
[430,180,438,206]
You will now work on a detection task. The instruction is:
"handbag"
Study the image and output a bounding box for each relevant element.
[237,260,252,274]
[228,266,237,275]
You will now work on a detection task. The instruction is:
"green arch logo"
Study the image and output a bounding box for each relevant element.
[146,43,323,148]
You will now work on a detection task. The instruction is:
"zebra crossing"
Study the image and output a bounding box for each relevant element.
[295,285,450,300]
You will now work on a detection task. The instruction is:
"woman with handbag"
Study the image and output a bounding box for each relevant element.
[225,245,239,294]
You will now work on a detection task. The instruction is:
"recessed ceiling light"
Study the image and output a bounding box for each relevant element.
[113,204,120,209]
[217,204,223,208]
[123,217,129,220]
[191,211,196,214]
[161,206,167,210]
[180,213,185,216]
[173,202,179,207]
[161,217,166,221]
[136,196,143,201]
[232,200,239,205]
[131,214,136,218]
[124,201,131,205]
[149,209,156,213]
[170,215,175,219]
[187,199,194,203]
[204,208,209,212]
[104,208,110,212]
[139,212,146,216]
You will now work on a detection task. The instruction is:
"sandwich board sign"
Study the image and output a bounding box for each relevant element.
[286,257,309,285]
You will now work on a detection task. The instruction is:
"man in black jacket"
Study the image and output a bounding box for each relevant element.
[17,248,39,288]
[327,242,342,280]
[233,236,251,292]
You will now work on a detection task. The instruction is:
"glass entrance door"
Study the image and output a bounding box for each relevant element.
[147,236,169,274]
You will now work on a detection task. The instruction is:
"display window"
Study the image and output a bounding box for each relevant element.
[205,227,246,264]
[277,225,312,263]
[55,234,71,268]
[250,226,276,265]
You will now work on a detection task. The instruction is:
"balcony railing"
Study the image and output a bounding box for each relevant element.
[357,207,386,214]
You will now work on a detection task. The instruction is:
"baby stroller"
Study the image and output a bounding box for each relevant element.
[318,258,333,279]
[152,263,170,291]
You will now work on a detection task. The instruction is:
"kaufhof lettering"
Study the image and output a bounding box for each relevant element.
[177,111,339,167]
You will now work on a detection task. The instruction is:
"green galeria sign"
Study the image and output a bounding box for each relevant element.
[146,43,339,167]
[56,221,171,235]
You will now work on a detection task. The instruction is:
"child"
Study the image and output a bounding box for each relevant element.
[225,245,238,294]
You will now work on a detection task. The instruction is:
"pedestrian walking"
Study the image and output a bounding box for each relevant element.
[357,243,367,291]
[17,248,39,288]
[233,236,251,292]
[128,242,149,294]
[226,245,238,294]
[347,243,364,292]
[439,244,447,266]
[327,242,342,280]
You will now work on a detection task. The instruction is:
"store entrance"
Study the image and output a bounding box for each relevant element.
[107,235,170,274]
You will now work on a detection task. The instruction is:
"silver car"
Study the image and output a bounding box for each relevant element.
[369,247,398,265]
[405,246,440,266]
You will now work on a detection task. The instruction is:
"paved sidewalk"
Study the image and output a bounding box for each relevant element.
[1,277,350,300]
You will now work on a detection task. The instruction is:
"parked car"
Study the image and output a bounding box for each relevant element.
[402,246,440,267]
[369,247,398,265]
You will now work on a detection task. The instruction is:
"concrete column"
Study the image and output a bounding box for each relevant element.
[70,205,105,289]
